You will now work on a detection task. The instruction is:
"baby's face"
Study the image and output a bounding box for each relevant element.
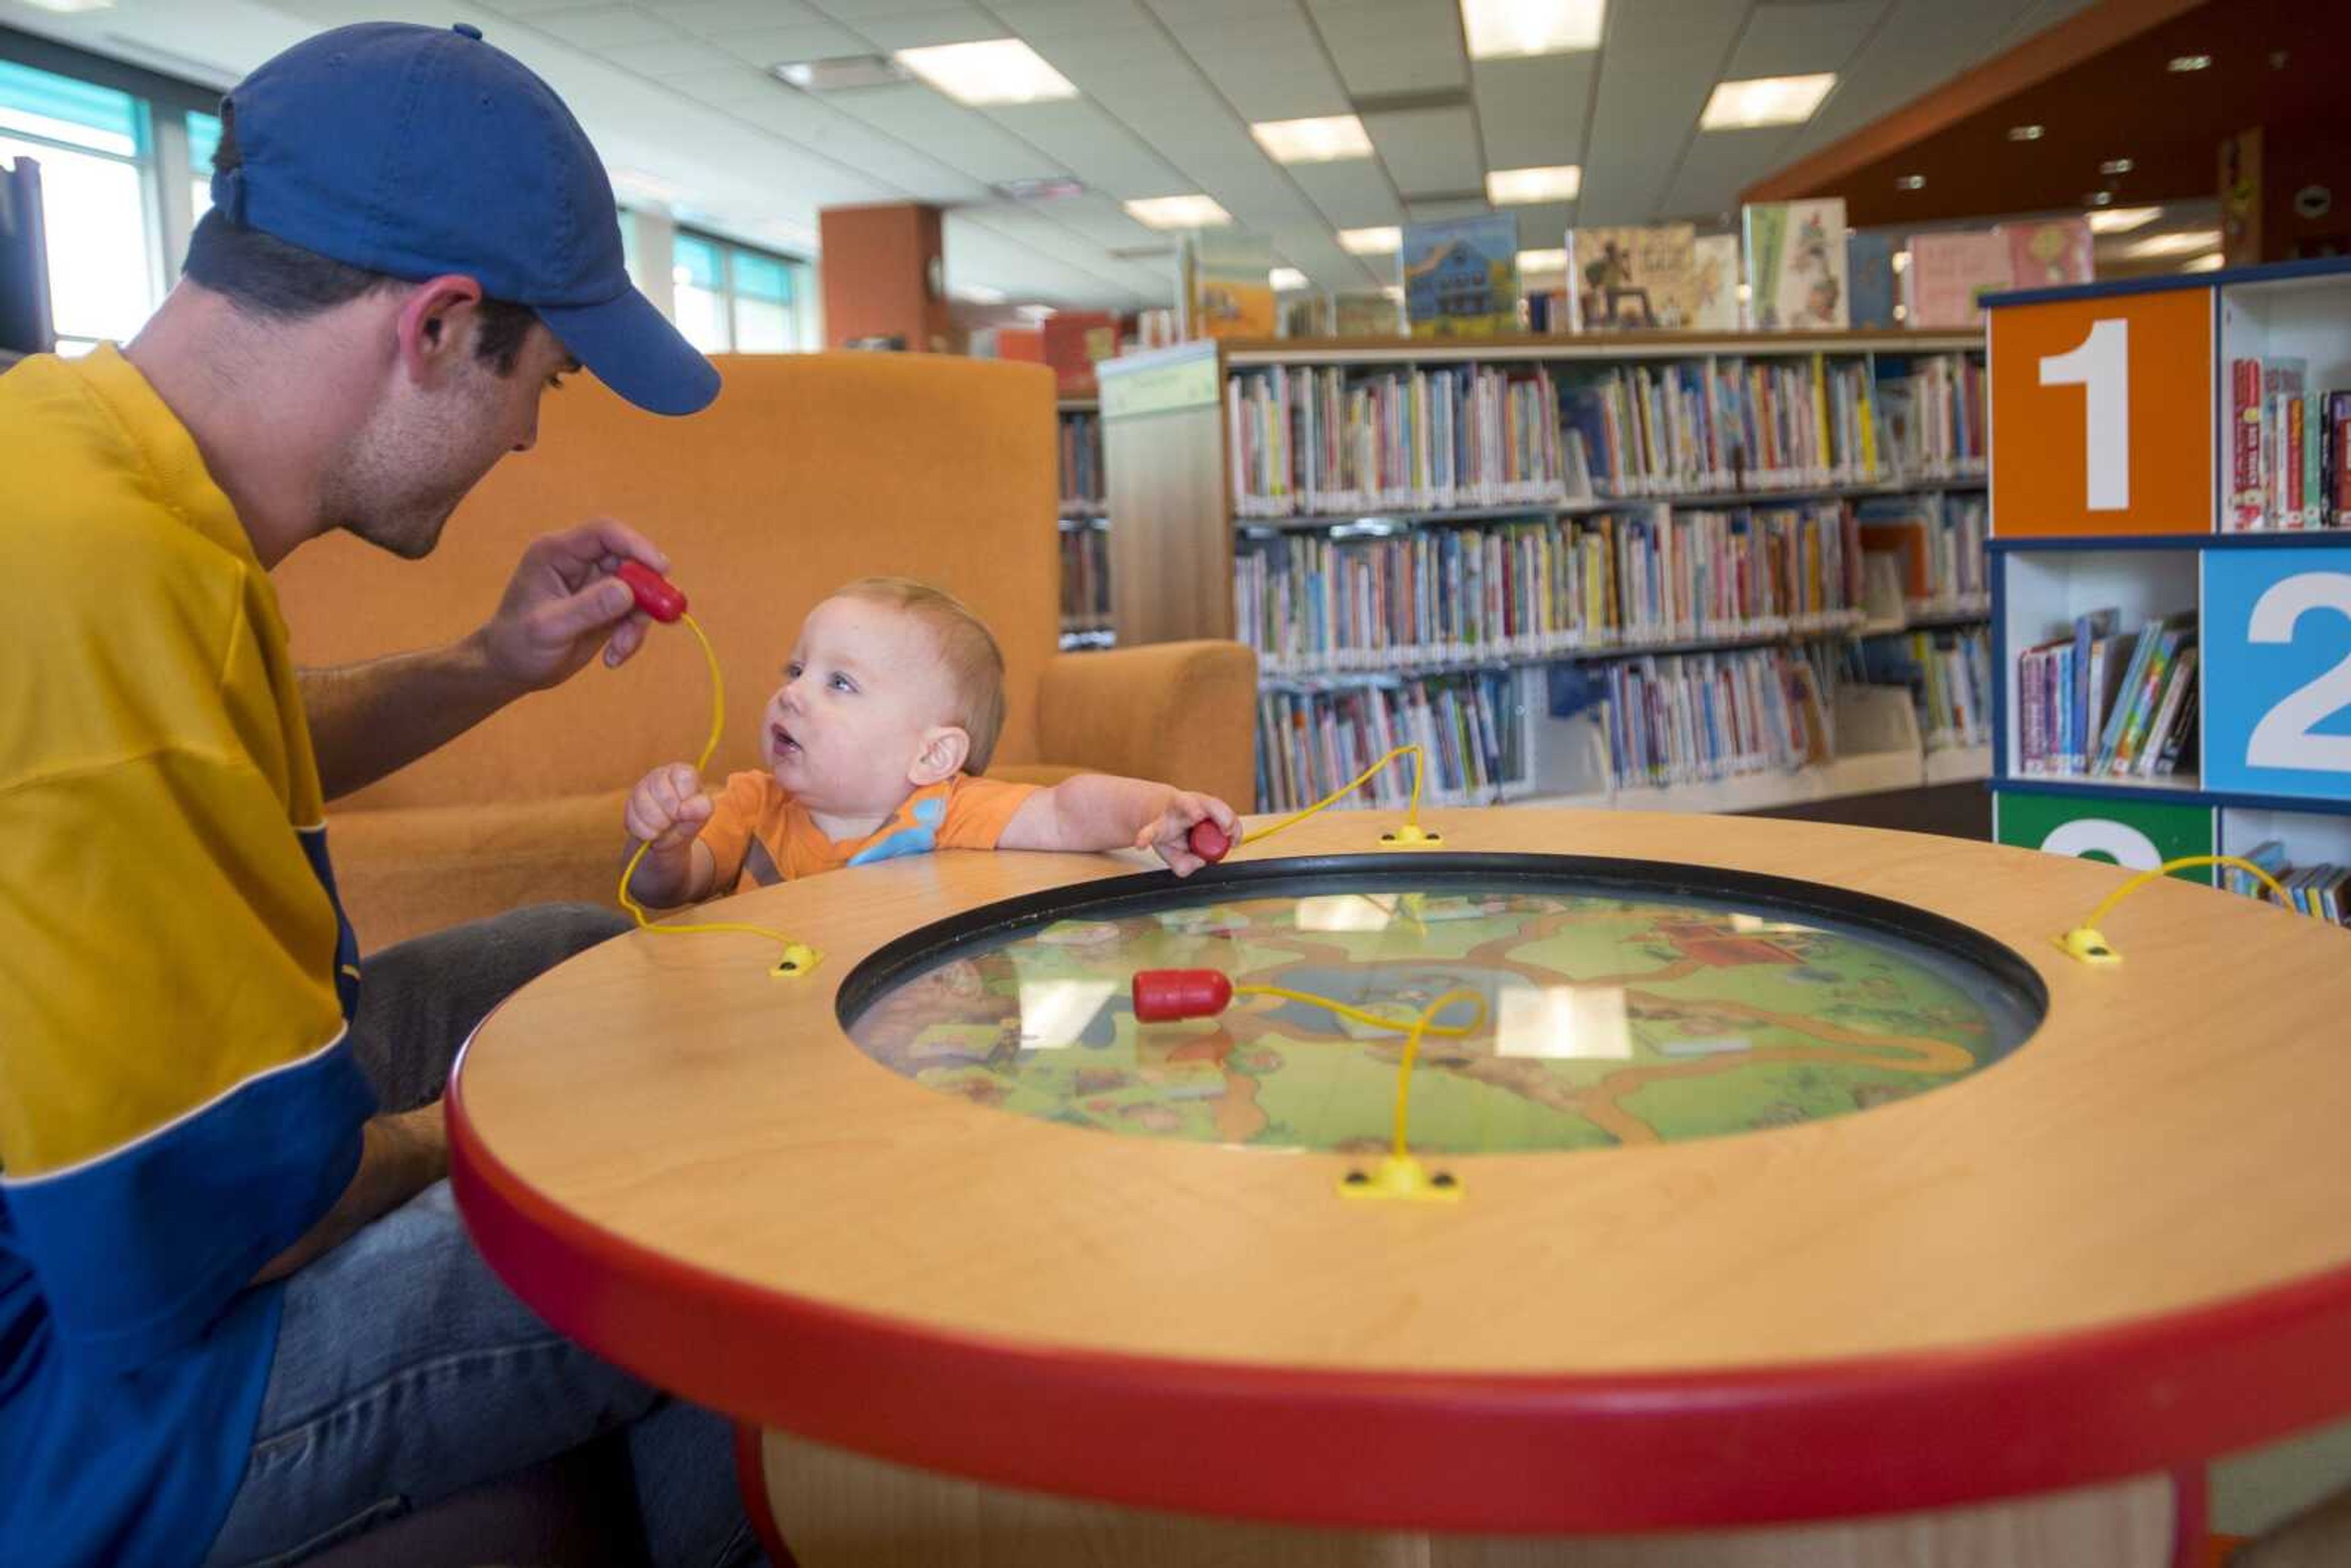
[764,595,959,816]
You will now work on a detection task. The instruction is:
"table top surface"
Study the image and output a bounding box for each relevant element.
[449,808,2351,1531]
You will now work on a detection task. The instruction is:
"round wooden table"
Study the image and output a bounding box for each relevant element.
[448,810,2351,1567]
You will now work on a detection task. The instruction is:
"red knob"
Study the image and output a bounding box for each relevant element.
[1132,969,1234,1022]
[1187,818,1231,864]
[616,560,688,624]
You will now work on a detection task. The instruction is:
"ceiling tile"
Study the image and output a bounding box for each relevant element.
[653,62,787,107]
[1287,158,1402,228]
[988,99,1191,200]
[1304,0,1468,97]
[615,39,741,78]
[853,10,1008,50]
[1471,53,1596,170]
[708,24,873,67]
[1361,103,1483,198]
[645,0,827,32]
[1661,126,1798,221]
[529,7,684,51]
[824,81,1071,185]
[1725,1,1884,80]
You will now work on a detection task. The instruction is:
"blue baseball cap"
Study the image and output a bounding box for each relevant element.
[212,21,718,416]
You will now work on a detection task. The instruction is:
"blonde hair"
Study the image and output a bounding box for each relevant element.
[832,577,1010,773]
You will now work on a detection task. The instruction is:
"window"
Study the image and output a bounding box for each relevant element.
[670,229,805,354]
[186,109,219,223]
[0,59,156,351]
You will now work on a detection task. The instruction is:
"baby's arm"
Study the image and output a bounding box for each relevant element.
[623,762,718,906]
[999,774,1239,877]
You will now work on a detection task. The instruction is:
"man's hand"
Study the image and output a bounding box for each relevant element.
[1134,790,1239,878]
[474,519,670,693]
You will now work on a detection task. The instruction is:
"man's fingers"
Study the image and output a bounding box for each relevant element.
[540,578,635,647]
[542,518,667,576]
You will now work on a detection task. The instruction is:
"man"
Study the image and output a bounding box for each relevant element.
[0,23,759,1568]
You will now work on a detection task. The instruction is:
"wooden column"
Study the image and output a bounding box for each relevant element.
[817,203,953,353]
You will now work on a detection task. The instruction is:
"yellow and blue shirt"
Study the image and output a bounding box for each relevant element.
[0,348,375,1566]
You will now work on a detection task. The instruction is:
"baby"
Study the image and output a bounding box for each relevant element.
[623,576,1239,906]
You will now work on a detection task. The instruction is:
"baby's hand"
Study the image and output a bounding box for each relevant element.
[624,762,712,854]
[1134,790,1239,878]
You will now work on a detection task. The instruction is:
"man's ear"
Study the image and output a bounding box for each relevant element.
[909,725,972,787]
[394,274,487,383]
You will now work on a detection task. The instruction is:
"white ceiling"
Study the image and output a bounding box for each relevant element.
[0,0,2101,309]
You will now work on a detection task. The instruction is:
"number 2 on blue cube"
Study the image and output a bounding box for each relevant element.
[2203,547,2351,801]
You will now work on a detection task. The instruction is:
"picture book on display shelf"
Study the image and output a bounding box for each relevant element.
[1690,234,1741,330]
[1567,223,1699,331]
[1741,200,1848,329]
[1905,230,2010,329]
[1180,228,1275,340]
[1403,215,1520,337]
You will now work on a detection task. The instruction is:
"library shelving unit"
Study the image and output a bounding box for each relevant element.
[1056,397,1112,650]
[1984,256,2351,899]
[1096,329,1992,813]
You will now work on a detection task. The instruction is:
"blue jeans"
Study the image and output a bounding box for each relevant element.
[200,906,763,1568]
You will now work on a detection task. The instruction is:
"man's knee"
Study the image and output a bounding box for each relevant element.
[466,902,631,989]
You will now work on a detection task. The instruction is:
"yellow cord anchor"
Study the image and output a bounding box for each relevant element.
[2057,854,2298,966]
[1215,744,1442,860]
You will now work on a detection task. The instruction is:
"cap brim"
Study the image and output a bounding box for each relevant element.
[536,286,721,416]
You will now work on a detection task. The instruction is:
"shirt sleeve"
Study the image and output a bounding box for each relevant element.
[0,747,374,1375]
[938,775,1043,850]
[695,771,777,896]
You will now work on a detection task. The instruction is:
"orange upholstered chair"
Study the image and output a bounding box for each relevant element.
[272,352,1256,949]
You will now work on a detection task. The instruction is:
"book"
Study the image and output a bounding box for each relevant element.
[1742,200,1849,330]
[1403,215,1520,338]
[1690,234,1741,330]
[1180,229,1275,340]
[1333,290,1403,338]
[1998,217,2095,288]
[2110,620,2194,774]
[2071,609,2117,772]
[2135,645,2197,777]
[1903,231,2011,328]
[1847,231,1899,329]
[1568,223,1700,331]
[2090,620,2163,773]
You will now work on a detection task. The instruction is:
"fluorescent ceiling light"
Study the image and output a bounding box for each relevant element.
[955,283,1007,304]
[1271,266,1309,291]
[1518,248,1567,273]
[1340,225,1401,255]
[1124,194,1231,228]
[2124,228,2223,259]
[1251,115,1372,163]
[2182,253,2225,272]
[773,55,910,91]
[20,0,115,10]
[2087,205,2162,234]
[1016,304,1056,321]
[894,39,1076,106]
[1461,0,1605,59]
[1381,285,1404,301]
[1699,73,1837,130]
[1487,165,1581,204]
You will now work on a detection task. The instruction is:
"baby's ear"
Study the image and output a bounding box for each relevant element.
[909,725,972,787]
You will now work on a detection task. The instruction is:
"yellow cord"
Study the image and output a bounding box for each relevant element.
[2057,853,2301,966]
[1239,744,1440,850]
[617,610,817,978]
[1234,981,1488,1199]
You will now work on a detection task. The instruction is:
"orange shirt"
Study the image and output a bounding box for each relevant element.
[699,771,1039,892]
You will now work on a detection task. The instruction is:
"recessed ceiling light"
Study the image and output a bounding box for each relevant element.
[994,176,1086,201]
[1895,173,1926,190]
[1271,266,1310,291]
[1518,247,1568,273]
[2124,228,2224,259]
[2085,190,2116,207]
[1340,225,1402,255]
[2087,205,2161,234]
[1016,304,1057,321]
[1124,194,1231,228]
[1700,73,1837,130]
[1460,0,1605,59]
[1735,282,1751,302]
[1381,285,1404,301]
[954,283,1008,304]
[1487,165,1582,204]
[21,0,116,10]
[2168,53,2212,72]
[894,39,1076,106]
[2183,252,2225,272]
[2008,124,2045,141]
[1251,115,1373,163]
[1891,250,1910,273]
[773,55,912,91]
[2100,157,2135,176]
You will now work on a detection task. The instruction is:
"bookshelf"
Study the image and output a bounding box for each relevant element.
[1097,329,1992,812]
[1984,256,2351,912]
[1056,397,1111,650]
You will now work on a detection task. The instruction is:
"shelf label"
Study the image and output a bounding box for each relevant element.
[1994,792,2215,885]
[2206,549,2351,801]
[1990,288,2212,536]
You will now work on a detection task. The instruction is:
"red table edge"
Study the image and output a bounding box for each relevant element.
[448,1065,2351,1539]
